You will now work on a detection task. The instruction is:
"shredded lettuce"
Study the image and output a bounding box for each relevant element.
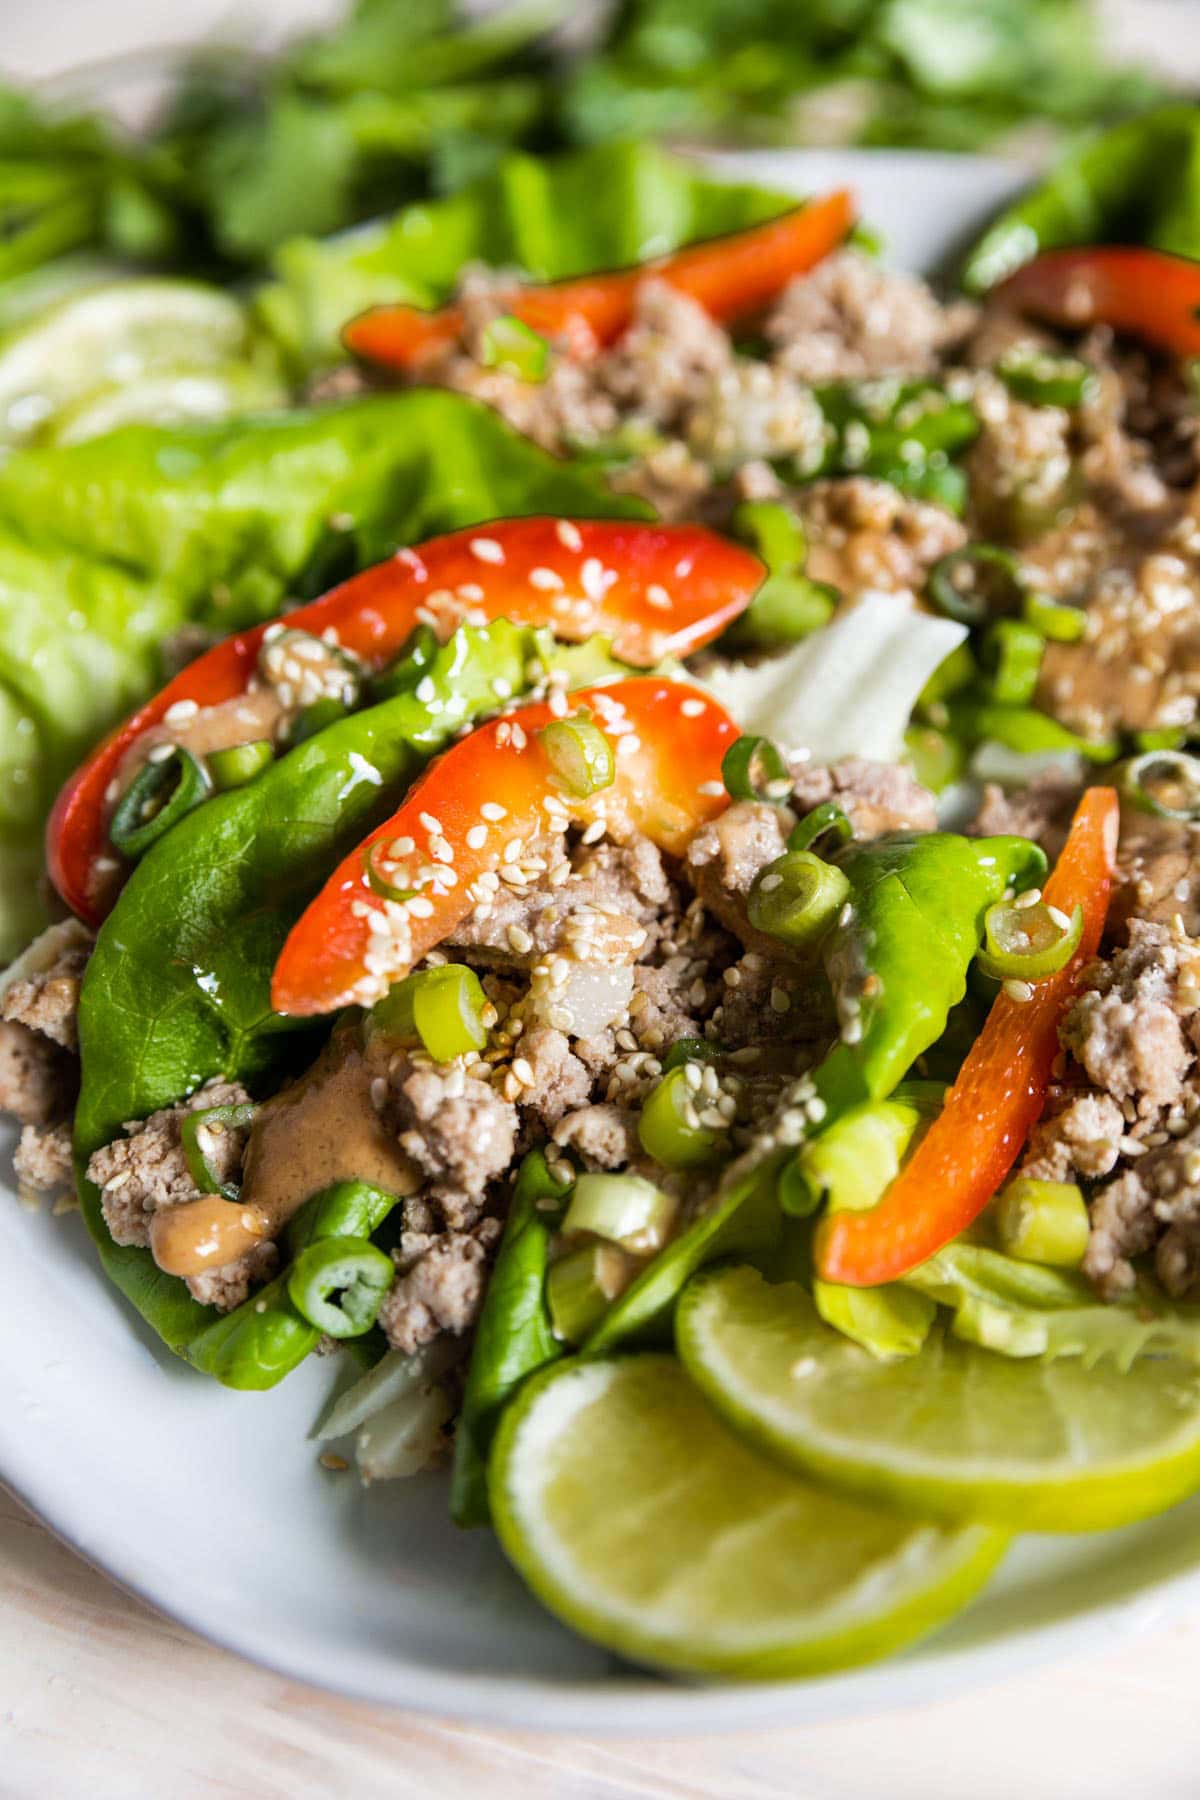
[703,593,967,765]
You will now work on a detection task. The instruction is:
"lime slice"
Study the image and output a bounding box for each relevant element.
[677,1264,1200,1533]
[0,280,254,444]
[489,1353,1006,1678]
[47,362,287,446]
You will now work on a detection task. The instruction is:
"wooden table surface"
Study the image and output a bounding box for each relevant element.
[8,3,1200,1795]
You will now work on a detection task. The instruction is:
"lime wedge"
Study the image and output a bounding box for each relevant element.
[0,280,255,444]
[489,1354,1006,1678]
[677,1264,1200,1532]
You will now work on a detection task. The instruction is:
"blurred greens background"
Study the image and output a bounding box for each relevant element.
[0,0,1172,283]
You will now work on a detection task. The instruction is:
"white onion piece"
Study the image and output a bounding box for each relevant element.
[313,1336,461,1441]
[356,1384,453,1483]
[532,962,634,1038]
[702,591,967,765]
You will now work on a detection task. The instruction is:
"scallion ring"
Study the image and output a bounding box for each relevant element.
[975,897,1083,982]
[479,314,550,382]
[637,1067,727,1170]
[180,1101,259,1201]
[732,499,806,573]
[372,964,489,1062]
[1119,749,1200,822]
[1021,590,1086,643]
[980,619,1045,706]
[110,746,212,860]
[287,1235,395,1338]
[208,739,274,791]
[927,543,1024,628]
[788,800,853,857]
[721,734,792,805]
[539,713,615,798]
[747,849,851,950]
[996,350,1096,410]
[364,839,416,904]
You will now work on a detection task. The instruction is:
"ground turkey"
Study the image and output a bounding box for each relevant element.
[86,1078,270,1311]
[379,1219,503,1356]
[387,1056,517,1229]
[796,476,966,598]
[0,919,93,1197]
[766,250,969,384]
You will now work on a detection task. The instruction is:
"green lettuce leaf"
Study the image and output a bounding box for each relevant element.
[0,389,637,959]
[256,140,794,373]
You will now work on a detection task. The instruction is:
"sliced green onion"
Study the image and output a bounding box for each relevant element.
[372,965,490,1063]
[996,350,1096,410]
[110,746,212,860]
[747,849,851,950]
[1133,727,1188,753]
[546,1242,638,1344]
[1118,749,1200,822]
[207,739,274,791]
[732,499,806,572]
[891,459,969,517]
[903,723,965,794]
[364,838,417,905]
[976,897,1083,982]
[287,1235,394,1338]
[372,623,440,700]
[1021,590,1086,643]
[539,714,615,798]
[180,1101,259,1201]
[285,696,351,747]
[287,1179,402,1254]
[726,572,839,651]
[562,1170,678,1254]
[980,619,1044,706]
[721,734,792,805]
[993,1176,1090,1268]
[927,543,1024,628]
[788,800,853,857]
[638,1066,727,1170]
[784,1097,923,1219]
[480,314,550,382]
[661,1037,723,1073]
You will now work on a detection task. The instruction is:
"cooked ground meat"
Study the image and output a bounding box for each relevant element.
[789,756,937,839]
[797,476,966,598]
[766,251,968,385]
[0,1022,70,1127]
[388,1056,517,1229]
[1112,806,1200,940]
[86,1078,258,1312]
[1020,1091,1125,1184]
[379,1218,502,1355]
[969,772,1081,864]
[966,374,1074,541]
[514,1026,591,1128]
[714,951,834,1049]
[1060,921,1200,1117]
[13,1119,74,1196]
[1085,1123,1200,1300]
[552,1102,640,1170]
[1,919,92,1052]
[686,801,790,953]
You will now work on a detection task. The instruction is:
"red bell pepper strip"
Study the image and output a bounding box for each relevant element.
[342,190,855,371]
[815,787,1120,1288]
[997,246,1200,360]
[47,519,762,927]
[271,678,739,1018]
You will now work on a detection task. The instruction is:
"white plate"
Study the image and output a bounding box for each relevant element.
[8,149,1200,1732]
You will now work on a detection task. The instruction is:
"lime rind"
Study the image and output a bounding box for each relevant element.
[677,1264,1200,1533]
[488,1353,1007,1680]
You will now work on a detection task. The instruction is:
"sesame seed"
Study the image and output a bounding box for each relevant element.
[419,812,442,834]
[646,584,672,611]
[1003,978,1035,1003]
[147,743,175,764]
[415,677,436,703]
[1014,887,1043,909]
[529,566,563,590]
[370,1077,388,1111]
[581,819,606,845]
[466,825,487,850]
[508,924,534,954]
[407,895,434,919]
[481,802,507,822]
[680,697,706,717]
[163,699,199,726]
[698,780,725,797]
[770,986,790,1014]
[556,520,583,551]
[469,537,505,564]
